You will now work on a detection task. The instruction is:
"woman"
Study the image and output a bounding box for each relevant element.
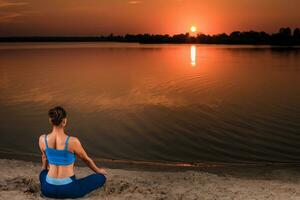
[39,106,107,198]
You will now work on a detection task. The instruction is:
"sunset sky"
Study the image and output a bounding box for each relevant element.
[0,0,300,36]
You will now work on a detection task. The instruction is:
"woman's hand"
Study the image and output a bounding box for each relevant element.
[97,167,107,175]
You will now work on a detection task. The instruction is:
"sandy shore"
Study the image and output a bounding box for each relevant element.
[1,159,300,200]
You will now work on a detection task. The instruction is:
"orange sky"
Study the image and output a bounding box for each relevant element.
[0,0,300,36]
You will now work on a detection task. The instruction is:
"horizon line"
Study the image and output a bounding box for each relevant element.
[0,27,300,38]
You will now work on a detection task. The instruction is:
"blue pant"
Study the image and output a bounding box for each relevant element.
[39,169,106,199]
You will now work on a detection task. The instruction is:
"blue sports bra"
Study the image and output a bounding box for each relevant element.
[45,135,76,166]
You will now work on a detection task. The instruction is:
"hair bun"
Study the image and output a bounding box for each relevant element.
[48,106,67,126]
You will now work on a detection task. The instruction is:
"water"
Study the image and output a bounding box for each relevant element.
[0,43,300,164]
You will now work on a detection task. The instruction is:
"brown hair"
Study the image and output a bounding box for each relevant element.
[48,106,67,126]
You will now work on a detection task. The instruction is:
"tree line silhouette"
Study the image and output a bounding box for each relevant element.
[1,27,300,45]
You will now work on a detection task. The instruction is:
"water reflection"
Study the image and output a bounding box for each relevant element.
[1,43,300,163]
[190,45,196,66]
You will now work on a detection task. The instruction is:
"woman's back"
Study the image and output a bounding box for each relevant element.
[42,133,75,178]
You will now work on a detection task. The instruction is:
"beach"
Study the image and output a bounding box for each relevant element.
[1,159,300,200]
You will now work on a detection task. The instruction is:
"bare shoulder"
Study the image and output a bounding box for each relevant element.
[39,134,46,143]
[69,136,81,146]
[68,136,83,153]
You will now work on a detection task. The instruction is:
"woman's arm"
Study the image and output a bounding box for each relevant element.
[72,137,107,175]
[39,135,48,170]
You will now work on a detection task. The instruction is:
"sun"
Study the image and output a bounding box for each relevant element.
[190,26,197,33]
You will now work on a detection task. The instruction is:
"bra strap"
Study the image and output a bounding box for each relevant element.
[65,136,70,150]
[44,134,49,149]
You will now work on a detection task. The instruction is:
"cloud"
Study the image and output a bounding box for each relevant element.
[0,0,28,8]
[128,1,143,5]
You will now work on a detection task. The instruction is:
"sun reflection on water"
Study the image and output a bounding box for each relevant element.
[190,45,196,66]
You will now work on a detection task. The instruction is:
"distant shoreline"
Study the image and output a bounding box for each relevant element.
[0,27,300,46]
[0,36,300,46]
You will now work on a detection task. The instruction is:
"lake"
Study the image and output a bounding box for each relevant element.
[0,43,300,164]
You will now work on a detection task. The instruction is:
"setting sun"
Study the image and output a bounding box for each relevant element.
[190,26,197,33]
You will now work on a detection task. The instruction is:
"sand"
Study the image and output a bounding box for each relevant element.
[1,159,300,200]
